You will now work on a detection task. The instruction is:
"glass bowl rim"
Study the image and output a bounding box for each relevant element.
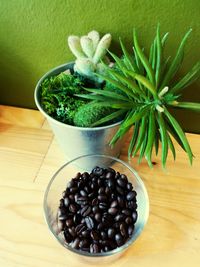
[43,154,149,257]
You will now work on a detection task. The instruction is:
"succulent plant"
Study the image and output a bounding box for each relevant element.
[68,30,112,83]
[77,26,200,167]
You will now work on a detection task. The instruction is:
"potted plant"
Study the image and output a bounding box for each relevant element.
[77,26,200,167]
[34,30,125,162]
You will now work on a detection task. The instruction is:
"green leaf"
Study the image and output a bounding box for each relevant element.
[160,29,192,89]
[92,100,136,109]
[157,112,168,168]
[164,108,193,164]
[128,122,140,158]
[167,133,176,160]
[155,24,162,89]
[154,129,159,155]
[123,105,150,129]
[138,130,148,164]
[124,70,157,98]
[170,61,200,94]
[107,51,128,76]
[161,32,169,46]
[145,109,156,167]
[91,109,126,127]
[132,116,147,157]
[119,38,139,72]
[169,101,200,112]
[133,29,155,85]
[82,88,129,101]
[133,47,145,74]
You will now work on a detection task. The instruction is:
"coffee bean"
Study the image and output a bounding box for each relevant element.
[75,223,86,235]
[90,230,99,240]
[90,243,99,253]
[100,231,107,240]
[79,239,89,249]
[115,233,124,246]
[98,194,107,202]
[75,172,81,179]
[64,230,73,243]
[92,206,99,214]
[80,190,87,197]
[120,223,127,237]
[69,194,75,202]
[58,208,68,220]
[122,209,132,216]
[68,227,76,237]
[102,213,113,226]
[67,180,75,188]
[59,198,65,208]
[76,196,88,205]
[117,196,125,208]
[127,182,133,191]
[108,207,118,215]
[110,200,118,208]
[73,214,81,224]
[97,178,104,186]
[84,186,90,193]
[71,237,80,249]
[120,174,128,181]
[94,213,101,222]
[127,200,137,210]
[105,187,111,195]
[92,166,104,176]
[115,214,125,222]
[97,223,104,230]
[58,220,65,231]
[81,230,90,238]
[64,197,70,207]
[99,202,107,210]
[107,179,115,189]
[125,216,133,225]
[117,178,127,188]
[69,204,77,213]
[88,192,95,199]
[92,198,98,206]
[107,228,115,239]
[81,205,91,217]
[105,172,115,179]
[70,187,78,193]
[115,172,120,179]
[66,218,73,227]
[126,191,136,201]
[116,186,124,195]
[132,211,138,222]
[98,187,105,194]
[113,222,120,229]
[82,172,89,179]
[85,216,95,229]
[128,225,134,236]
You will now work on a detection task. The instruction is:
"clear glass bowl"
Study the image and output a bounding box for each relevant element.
[44,154,149,262]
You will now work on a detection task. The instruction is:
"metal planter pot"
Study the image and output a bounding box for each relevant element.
[34,63,125,164]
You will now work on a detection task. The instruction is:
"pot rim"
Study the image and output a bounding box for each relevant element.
[34,62,122,131]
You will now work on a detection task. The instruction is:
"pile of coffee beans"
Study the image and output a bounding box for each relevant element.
[57,166,138,253]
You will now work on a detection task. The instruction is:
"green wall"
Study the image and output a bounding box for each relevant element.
[0,0,199,132]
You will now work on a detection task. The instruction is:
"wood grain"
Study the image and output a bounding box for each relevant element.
[0,106,200,267]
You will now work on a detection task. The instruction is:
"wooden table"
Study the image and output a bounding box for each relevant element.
[0,105,200,267]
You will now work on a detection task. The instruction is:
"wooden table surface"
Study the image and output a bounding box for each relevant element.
[0,105,200,267]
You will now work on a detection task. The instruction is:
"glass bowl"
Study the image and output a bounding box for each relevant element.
[44,154,149,262]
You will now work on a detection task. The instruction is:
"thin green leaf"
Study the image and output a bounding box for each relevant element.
[133,29,155,85]
[155,24,162,89]
[92,100,136,109]
[138,130,148,164]
[128,122,140,158]
[123,105,150,129]
[119,38,139,72]
[161,32,169,46]
[154,129,159,155]
[170,61,200,94]
[157,112,168,168]
[91,109,126,127]
[145,109,156,167]
[133,47,145,74]
[168,133,176,160]
[82,88,129,101]
[132,116,147,157]
[160,29,192,89]
[107,51,128,76]
[164,108,193,164]
[169,101,200,112]
[152,38,157,70]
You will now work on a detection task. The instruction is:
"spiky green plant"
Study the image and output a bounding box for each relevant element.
[77,26,200,167]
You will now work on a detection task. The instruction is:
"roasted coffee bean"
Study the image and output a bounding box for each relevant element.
[79,239,89,249]
[88,192,95,199]
[66,218,73,227]
[120,174,128,181]
[120,223,127,237]
[115,172,120,179]
[110,200,118,208]
[78,180,84,188]
[58,212,68,221]
[117,196,125,208]
[76,196,88,205]
[94,212,101,222]
[125,216,133,225]
[132,211,138,222]
[102,213,113,226]
[113,222,120,229]
[69,194,75,202]
[59,198,65,208]
[92,206,99,214]
[71,238,80,249]
[64,197,70,207]
[73,214,81,224]
[128,225,134,236]
[98,187,105,194]
[115,214,125,222]
[84,186,90,193]
[69,204,77,213]
[122,209,132,216]
[108,207,118,215]
[97,178,104,186]
[90,183,97,190]
[85,216,95,229]
[92,166,104,176]
[107,179,115,189]
[117,178,127,188]
[75,223,86,235]
[107,228,115,239]
[70,187,78,193]
[82,172,89,179]
[81,205,91,217]
[81,230,90,238]
[105,171,115,179]
[90,230,99,240]
[68,227,76,237]
[116,186,124,195]
[105,187,111,195]
[58,220,65,231]
[98,194,107,202]
[127,200,137,210]
[115,233,124,246]
[97,222,104,230]
[127,182,133,191]
[67,180,75,188]
[99,202,107,210]
[80,190,87,197]
[62,191,67,198]
[100,231,107,240]
[64,230,73,243]
[92,198,98,206]
[75,172,81,179]
[126,191,136,201]
[104,246,110,252]
[90,243,99,253]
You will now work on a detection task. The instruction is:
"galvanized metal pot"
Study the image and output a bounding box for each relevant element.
[34,63,125,162]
